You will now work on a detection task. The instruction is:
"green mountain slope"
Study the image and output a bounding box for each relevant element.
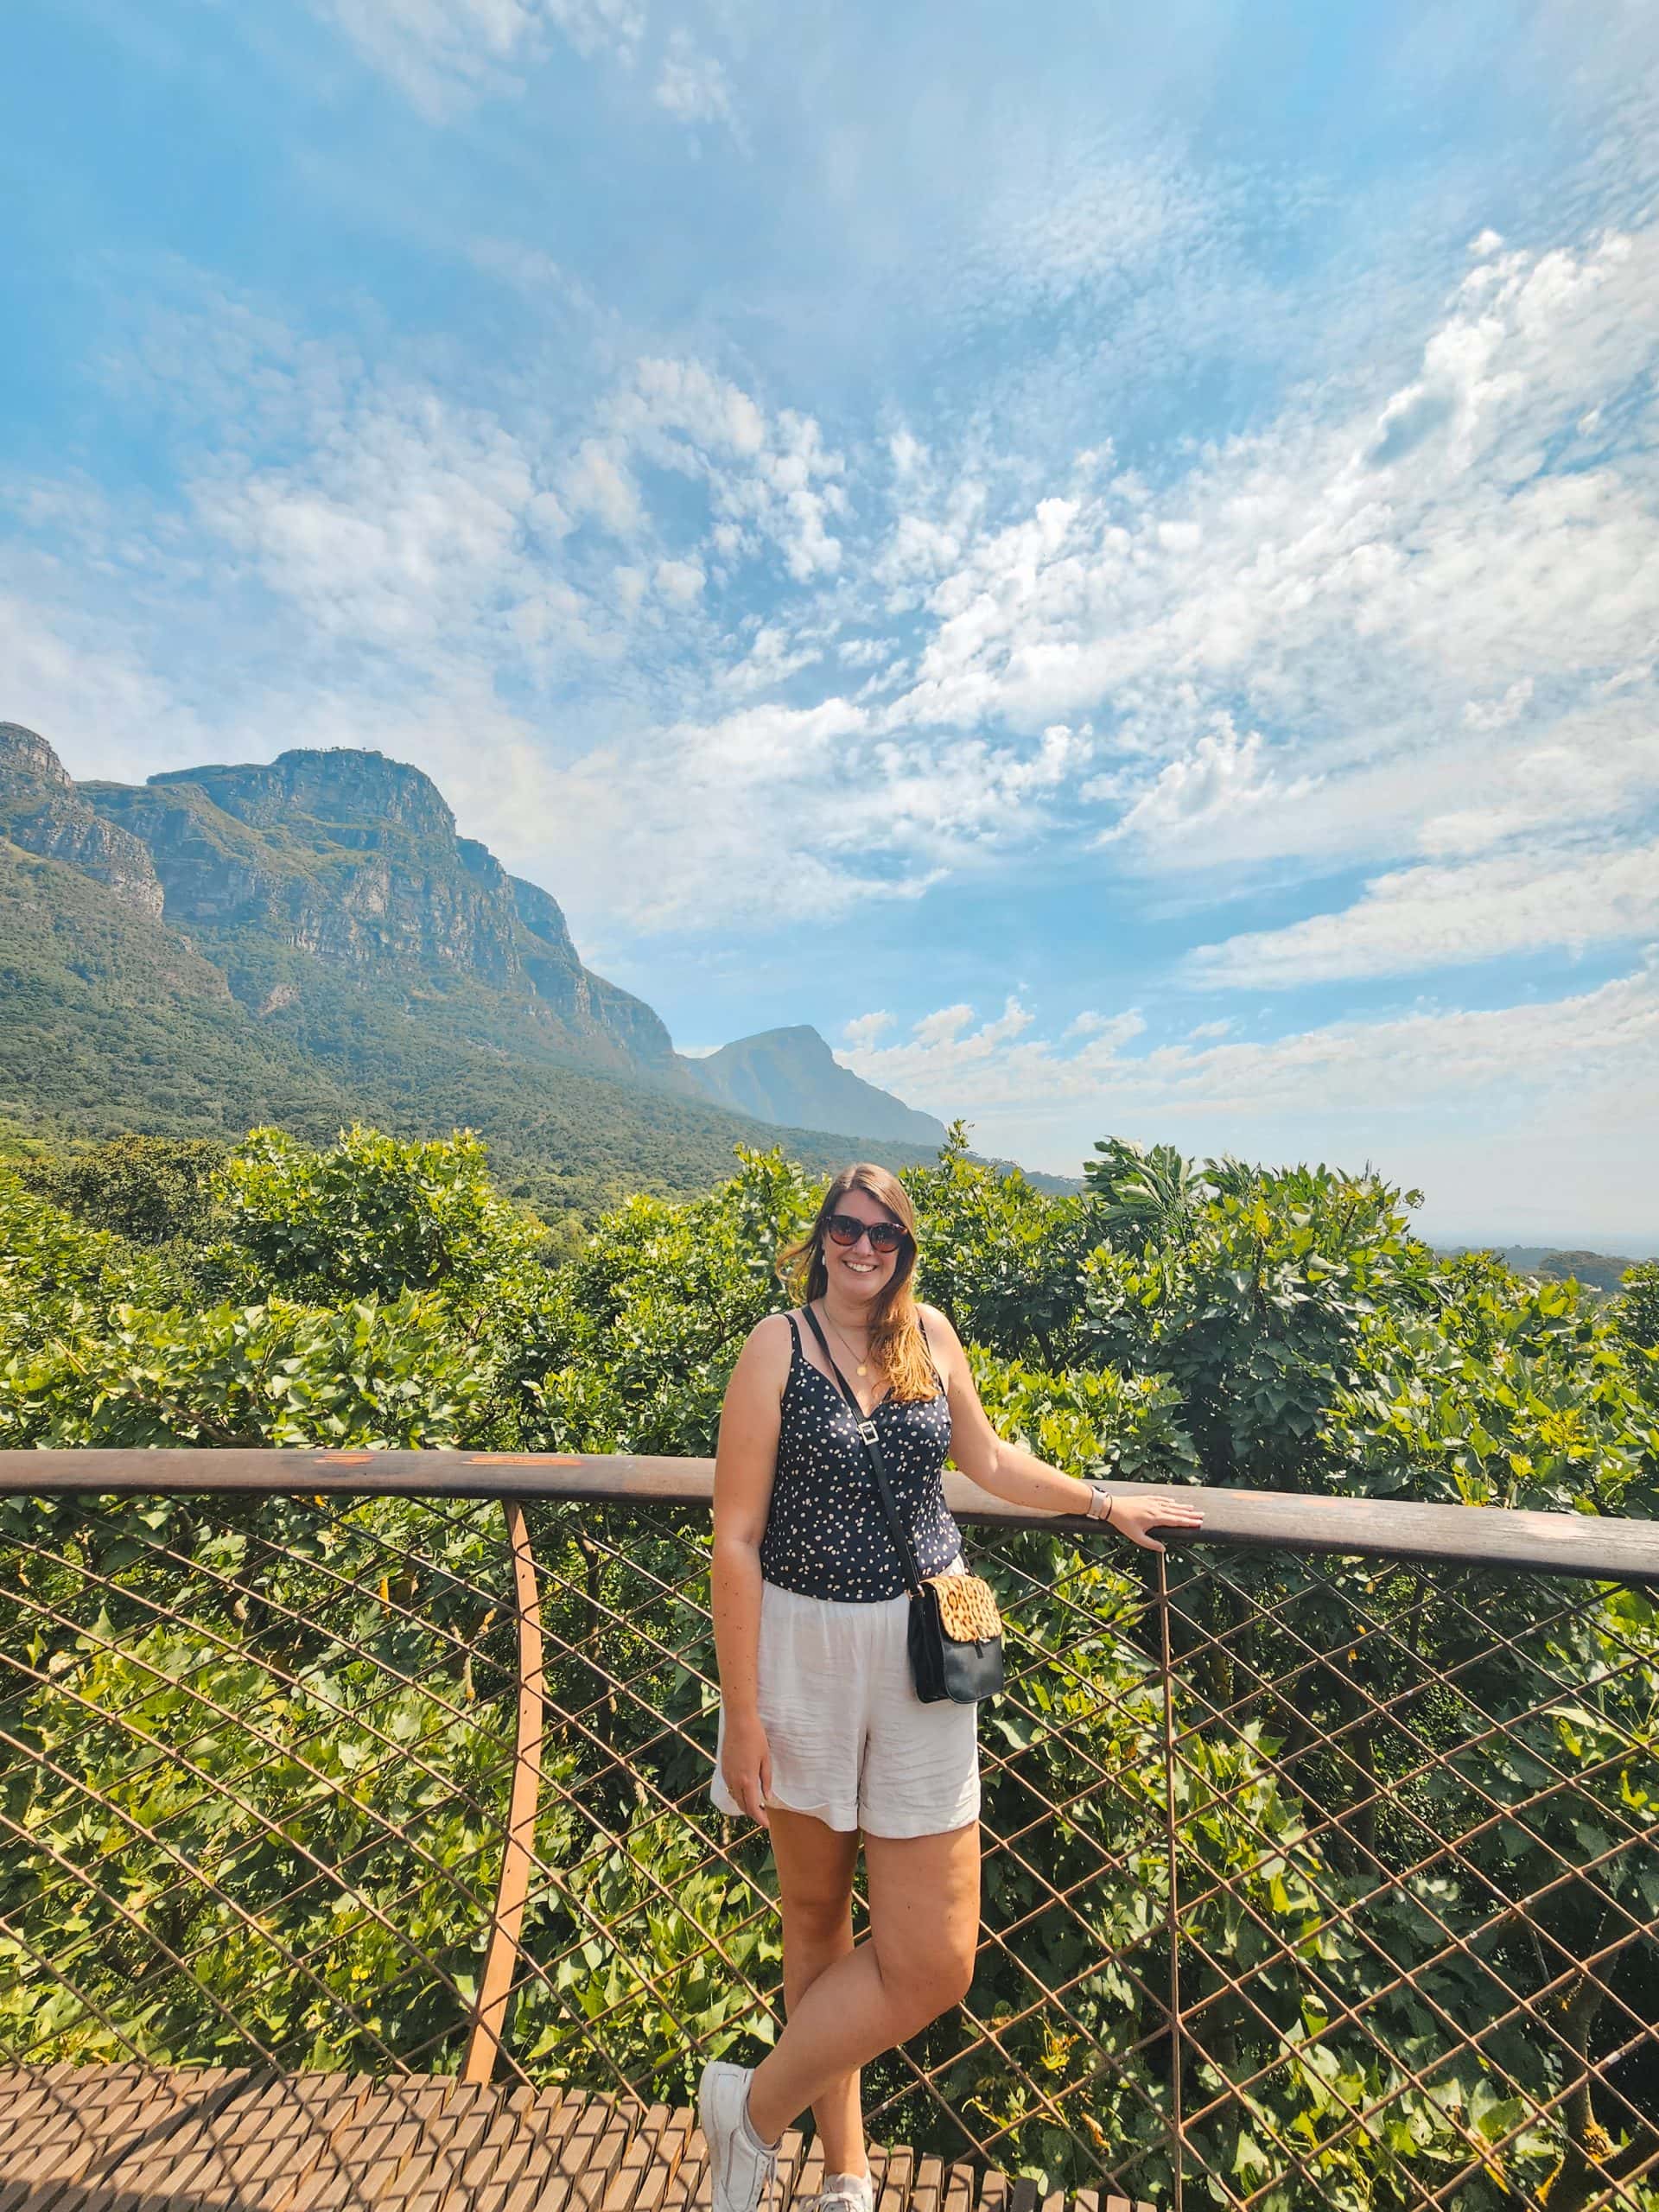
[0,736,941,1207]
[0,722,1092,1205]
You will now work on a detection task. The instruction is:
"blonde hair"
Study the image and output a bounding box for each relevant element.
[779,1164,936,1402]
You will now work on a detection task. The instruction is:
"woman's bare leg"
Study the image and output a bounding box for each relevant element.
[746,1822,980,2147]
[769,1808,865,2175]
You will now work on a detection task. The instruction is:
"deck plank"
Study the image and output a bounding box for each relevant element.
[0,2066,245,2212]
[911,2152,945,2212]
[0,2069,1154,2212]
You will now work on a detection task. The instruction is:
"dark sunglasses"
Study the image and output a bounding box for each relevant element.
[823,1212,910,1254]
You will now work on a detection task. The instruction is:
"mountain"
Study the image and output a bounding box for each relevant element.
[0,723,961,1206]
[1509,1247,1651,1293]
[685,1026,948,1148]
[74,741,683,1081]
[0,722,167,918]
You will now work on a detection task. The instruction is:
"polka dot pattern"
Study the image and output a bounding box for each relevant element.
[759,1313,962,1602]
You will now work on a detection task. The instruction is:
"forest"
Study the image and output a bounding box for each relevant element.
[1,1123,1655,2207]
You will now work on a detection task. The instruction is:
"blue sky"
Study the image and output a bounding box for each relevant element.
[3,0,1657,1246]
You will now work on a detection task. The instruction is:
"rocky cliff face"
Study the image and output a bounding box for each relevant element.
[0,724,164,918]
[156,748,459,842]
[509,874,679,1069]
[67,743,674,1071]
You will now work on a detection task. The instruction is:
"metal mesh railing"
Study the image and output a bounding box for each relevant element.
[0,1452,1655,2210]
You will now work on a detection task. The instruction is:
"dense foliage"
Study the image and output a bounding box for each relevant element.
[1,1123,1656,2206]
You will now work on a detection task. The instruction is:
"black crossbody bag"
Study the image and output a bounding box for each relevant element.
[802,1308,1004,1706]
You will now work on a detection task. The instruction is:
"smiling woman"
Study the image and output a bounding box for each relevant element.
[699,1162,1202,2212]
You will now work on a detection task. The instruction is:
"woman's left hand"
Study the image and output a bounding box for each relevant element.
[1108,1493,1206,1552]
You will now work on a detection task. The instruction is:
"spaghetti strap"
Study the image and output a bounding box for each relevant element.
[800,1304,856,1405]
[785,1310,802,1353]
[916,1311,944,1393]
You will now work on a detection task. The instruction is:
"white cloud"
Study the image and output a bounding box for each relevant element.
[571,359,847,583]
[843,996,1144,1112]
[720,622,823,693]
[308,0,646,119]
[1191,836,1659,987]
[39,194,1659,962]
[673,696,867,780]
[512,698,947,929]
[842,1010,895,1048]
[194,387,550,645]
[0,593,203,780]
[842,963,1659,1243]
[1462,676,1535,731]
[885,225,1659,899]
[652,29,736,131]
[655,556,706,603]
[565,437,644,536]
[1414,700,1659,857]
[845,968,1659,1132]
[466,238,596,315]
[1095,715,1319,849]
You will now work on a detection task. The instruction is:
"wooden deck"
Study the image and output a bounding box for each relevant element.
[0,2070,1151,2212]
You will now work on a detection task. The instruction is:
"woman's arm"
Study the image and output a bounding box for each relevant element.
[922,1304,1205,1554]
[711,1313,791,1824]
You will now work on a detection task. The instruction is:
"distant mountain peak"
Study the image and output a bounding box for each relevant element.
[684,1024,945,1149]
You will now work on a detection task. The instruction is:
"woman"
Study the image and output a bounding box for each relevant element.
[699,1164,1203,2212]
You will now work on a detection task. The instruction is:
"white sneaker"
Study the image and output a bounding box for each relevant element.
[698,2059,778,2212]
[812,2173,874,2212]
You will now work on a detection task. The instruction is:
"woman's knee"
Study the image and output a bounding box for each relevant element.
[771,1808,859,1955]
[781,1886,853,1954]
[877,1931,976,2033]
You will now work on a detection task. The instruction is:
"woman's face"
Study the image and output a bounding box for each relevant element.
[821,1186,906,1312]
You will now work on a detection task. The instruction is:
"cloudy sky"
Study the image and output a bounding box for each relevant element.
[3,0,1657,1247]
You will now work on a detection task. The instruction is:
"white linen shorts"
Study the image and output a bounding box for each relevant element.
[710,1565,981,1839]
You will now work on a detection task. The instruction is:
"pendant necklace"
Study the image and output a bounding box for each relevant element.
[822,1303,872,1378]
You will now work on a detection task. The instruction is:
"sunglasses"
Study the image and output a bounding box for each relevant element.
[823,1212,910,1254]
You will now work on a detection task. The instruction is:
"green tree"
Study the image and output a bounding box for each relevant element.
[212,1123,547,1304]
[1617,1260,1659,1352]
[22,1133,226,1246]
[513,1147,817,1456]
[904,1123,1099,1365]
[1084,1133,1207,1244]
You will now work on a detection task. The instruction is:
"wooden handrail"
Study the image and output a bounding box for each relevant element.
[2,1447,1656,1585]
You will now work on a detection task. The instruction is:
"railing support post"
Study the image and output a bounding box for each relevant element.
[462,1499,546,2084]
[1158,1552,1185,2212]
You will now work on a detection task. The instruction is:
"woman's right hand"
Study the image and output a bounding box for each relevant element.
[721,1711,773,1827]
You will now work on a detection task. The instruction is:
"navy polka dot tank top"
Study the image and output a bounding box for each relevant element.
[758,1311,963,1602]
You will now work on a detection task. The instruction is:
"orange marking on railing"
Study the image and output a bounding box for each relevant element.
[467,1452,587,1465]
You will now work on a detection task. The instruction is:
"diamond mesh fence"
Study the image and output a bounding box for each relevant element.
[0,1467,1654,2210]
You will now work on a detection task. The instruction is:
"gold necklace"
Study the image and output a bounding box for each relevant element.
[819,1301,873,1378]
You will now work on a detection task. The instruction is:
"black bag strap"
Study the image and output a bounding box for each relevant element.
[800,1306,925,1598]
